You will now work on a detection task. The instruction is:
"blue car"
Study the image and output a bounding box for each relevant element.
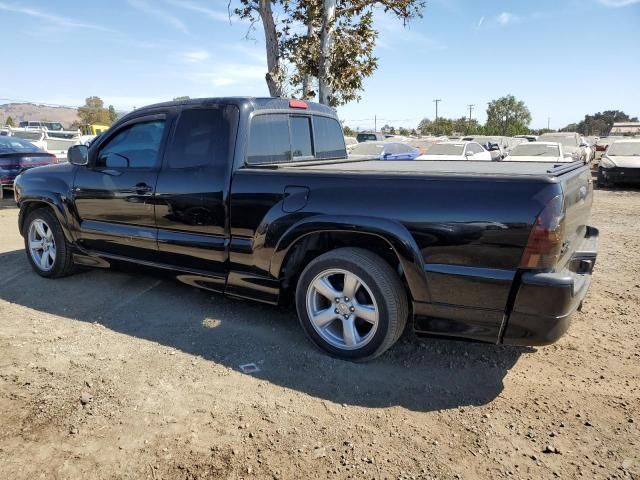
[348,142,420,160]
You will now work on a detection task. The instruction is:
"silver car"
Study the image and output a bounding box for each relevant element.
[598,139,640,187]
[539,132,588,163]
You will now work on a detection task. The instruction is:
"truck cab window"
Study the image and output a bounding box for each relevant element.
[97,120,165,169]
[314,116,347,159]
[165,107,237,169]
[290,116,313,159]
[248,114,290,164]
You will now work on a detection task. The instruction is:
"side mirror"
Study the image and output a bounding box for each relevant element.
[68,145,88,166]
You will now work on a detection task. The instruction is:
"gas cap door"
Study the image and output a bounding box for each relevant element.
[283,186,310,213]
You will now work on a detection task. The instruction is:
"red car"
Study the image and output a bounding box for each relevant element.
[0,136,57,199]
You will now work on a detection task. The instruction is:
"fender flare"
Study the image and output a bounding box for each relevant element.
[18,192,75,243]
[269,214,430,303]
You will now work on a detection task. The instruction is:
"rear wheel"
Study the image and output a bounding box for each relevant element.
[23,208,75,278]
[295,247,408,361]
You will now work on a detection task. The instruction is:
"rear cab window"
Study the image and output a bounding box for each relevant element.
[247,113,346,165]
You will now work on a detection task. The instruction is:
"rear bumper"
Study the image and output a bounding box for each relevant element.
[599,167,640,185]
[502,227,599,346]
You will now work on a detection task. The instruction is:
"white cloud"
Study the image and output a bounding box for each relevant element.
[192,64,266,88]
[476,16,485,28]
[127,0,189,34]
[598,0,640,6]
[0,1,115,31]
[181,49,210,62]
[496,12,520,25]
[163,0,229,22]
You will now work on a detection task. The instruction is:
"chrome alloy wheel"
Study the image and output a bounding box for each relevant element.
[305,268,379,350]
[28,218,56,272]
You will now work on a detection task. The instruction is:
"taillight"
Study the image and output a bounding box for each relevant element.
[520,195,565,270]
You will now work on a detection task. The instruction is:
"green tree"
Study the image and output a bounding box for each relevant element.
[342,124,355,136]
[236,0,425,106]
[173,96,191,101]
[108,105,118,124]
[77,96,110,125]
[485,95,531,136]
[561,111,638,136]
[398,127,410,136]
[417,118,432,135]
[5,116,14,127]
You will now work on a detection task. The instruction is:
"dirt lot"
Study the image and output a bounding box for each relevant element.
[0,189,638,480]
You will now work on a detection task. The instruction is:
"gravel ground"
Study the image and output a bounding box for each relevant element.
[0,189,638,480]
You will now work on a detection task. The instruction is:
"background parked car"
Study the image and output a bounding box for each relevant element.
[598,139,640,187]
[416,141,491,161]
[348,142,420,160]
[0,136,57,199]
[539,132,588,163]
[503,141,568,162]
[596,136,623,152]
[344,136,358,152]
[356,132,386,143]
[461,135,508,160]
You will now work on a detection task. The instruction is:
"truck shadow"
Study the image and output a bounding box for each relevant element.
[0,249,531,413]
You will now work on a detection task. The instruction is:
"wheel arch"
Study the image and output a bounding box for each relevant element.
[271,215,430,303]
[19,195,73,242]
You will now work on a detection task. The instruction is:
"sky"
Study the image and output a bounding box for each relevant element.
[1,0,639,130]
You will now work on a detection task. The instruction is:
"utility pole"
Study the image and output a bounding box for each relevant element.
[433,99,441,129]
[467,104,475,123]
[374,114,377,133]
[547,117,550,130]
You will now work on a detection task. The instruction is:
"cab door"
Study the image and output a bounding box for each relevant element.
[153,105,239,285]
[73,114,169,260]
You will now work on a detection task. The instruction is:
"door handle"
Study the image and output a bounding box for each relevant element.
[135,183,153,194]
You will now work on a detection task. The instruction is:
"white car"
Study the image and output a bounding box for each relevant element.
[539,132,588,163]
[598,139,640,187]
[416,141,492,161]
[344,136,358,152]
[503,142,569,162]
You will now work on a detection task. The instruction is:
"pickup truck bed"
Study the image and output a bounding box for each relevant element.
[13,97,598,361]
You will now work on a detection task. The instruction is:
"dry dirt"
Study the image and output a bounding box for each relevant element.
[0,189,638,480]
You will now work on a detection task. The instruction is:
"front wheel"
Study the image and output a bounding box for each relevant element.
[295,247,408,361]
[23,208,75,278]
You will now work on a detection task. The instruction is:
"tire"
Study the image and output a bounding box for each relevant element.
[23,208,75,278]
[295,247,408,361]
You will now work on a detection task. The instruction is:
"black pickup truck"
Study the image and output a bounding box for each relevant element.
[13,97,598,361]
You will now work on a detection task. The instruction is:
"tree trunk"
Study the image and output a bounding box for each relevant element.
[318,0,336,105]
[259,0,283,98]
[302,11,314,99]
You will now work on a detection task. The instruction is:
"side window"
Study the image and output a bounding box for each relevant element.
[247,114,290,164]
[165,107,238,169]
[313,116,346,159]
[290,116,313,159]
[97,120,165,169]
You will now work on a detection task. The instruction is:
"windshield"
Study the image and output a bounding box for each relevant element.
[509,144,560,157]
[351,143,385,155]
[607,142,640,156]
[541,135,578,147]
[10,130,43,141]
[0,137,41,153]
[424,143,464,155]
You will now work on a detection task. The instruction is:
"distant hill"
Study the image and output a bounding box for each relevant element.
[0,103,80,128]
